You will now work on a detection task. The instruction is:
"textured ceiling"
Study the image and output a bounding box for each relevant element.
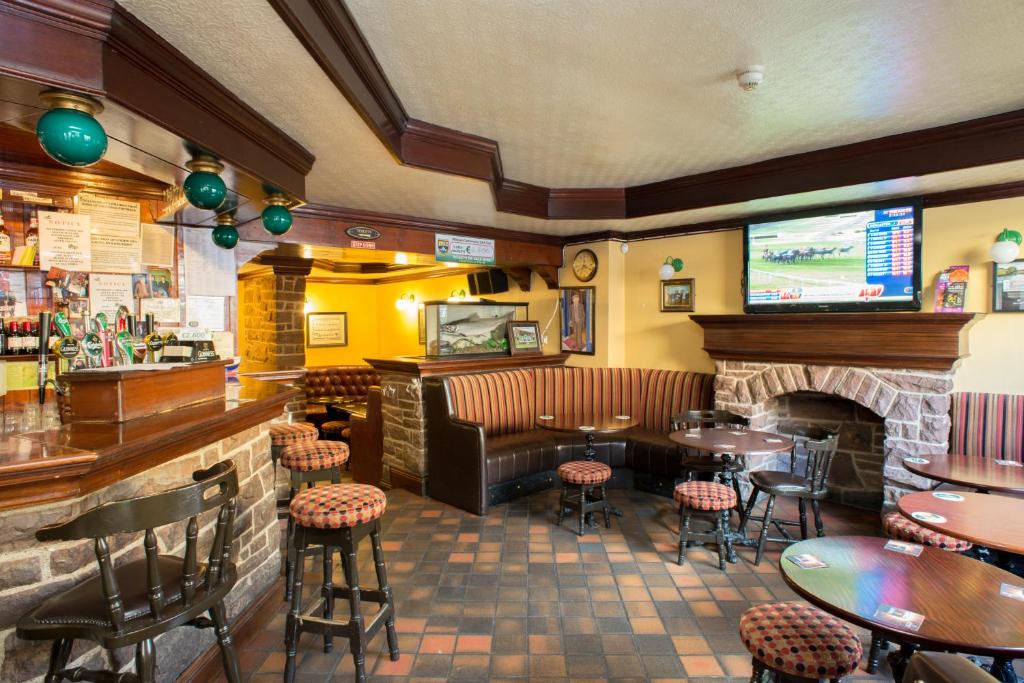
[119,0,1024,236]
[348,0,1024,187]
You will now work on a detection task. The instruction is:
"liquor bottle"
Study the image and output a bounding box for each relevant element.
[25,210,39,267]
[24,321,37,356]
[9,321,22,354]
[0,208,11,266]
[0,318,7,355]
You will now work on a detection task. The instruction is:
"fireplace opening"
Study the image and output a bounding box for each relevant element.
[773,391,884,510]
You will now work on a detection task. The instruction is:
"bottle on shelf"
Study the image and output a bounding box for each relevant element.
[24,321,38,356]
[0,318,7,355]
[0,208,11,266]
[9,320,22,354]
[25,210,39,267]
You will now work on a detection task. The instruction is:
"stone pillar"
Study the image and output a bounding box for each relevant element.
[380,372,427,493]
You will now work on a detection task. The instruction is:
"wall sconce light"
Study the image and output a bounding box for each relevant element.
[394,252,409,265]
[262,192,293,236]
[303,298,312,314]
[36,90,108,167]
[395,293,416,311]
[659,256,684,280]
[183,154,227,211]
[448,289,468,301]
[211,213,239,250]
[990,229,1022,264]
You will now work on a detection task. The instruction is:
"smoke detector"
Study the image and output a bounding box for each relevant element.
[737,66,765,92]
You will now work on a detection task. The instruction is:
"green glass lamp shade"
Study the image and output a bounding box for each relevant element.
[36,107,108,167]
[261,203,293,235]
[211,224,239,249]
[183,170,227,210]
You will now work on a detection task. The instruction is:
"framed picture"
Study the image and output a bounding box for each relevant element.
[306,311,348,348]
[560,286,595,355]
[507,320,542,356]
[993,259,1024,312]
[661,278,695,312]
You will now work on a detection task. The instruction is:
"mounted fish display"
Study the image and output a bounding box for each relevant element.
[423,301,528,357]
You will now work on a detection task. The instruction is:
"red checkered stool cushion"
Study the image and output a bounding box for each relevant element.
[673,481,737,511]
[290,483,387,529]
[270,422,319,447]
[280,440,350,472]
[322,420,351,438]
[557,460,612,485]
[882,511,973,551]
[740,601,862,680]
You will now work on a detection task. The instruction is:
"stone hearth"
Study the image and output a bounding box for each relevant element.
[713,360,953,506]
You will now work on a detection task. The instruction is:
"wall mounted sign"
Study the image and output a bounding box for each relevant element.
[435,233,495,265]
[993,259,1024,312]
[350,240,377,250]
[346,226,381,240]
[306,311,348,348]
[39,211,91,271]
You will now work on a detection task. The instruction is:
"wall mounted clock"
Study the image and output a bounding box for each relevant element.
[572,248,598,282]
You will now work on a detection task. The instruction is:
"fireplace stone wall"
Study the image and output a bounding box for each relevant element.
[713,360,954,506]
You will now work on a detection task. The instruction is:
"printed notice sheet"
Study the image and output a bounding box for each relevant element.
[38,212,91,271]
[141,223,175,267]
[140,297,181,324]
[187,295,226,331]
[184,228,235,296]
[88,273,133,321]
[78,194,142,273]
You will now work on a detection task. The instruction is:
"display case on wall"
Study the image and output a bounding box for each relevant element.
[423,300,528,357]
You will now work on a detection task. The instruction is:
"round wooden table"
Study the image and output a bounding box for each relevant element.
[902,454,1024,494]
[896,490,1024,555]
[781,536,1024,681]
[536,413,638,460]
[667,426,795,456]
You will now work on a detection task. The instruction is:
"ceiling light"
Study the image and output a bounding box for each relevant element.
[262,192,293,236]
[737,66,765,92]
[991,229,1022,264]
[211,213,239,250]
[36,90,108,167]
[394,252,409,265]
[184,154,227,211]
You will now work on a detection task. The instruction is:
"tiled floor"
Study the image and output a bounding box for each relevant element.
[234,484,895,682]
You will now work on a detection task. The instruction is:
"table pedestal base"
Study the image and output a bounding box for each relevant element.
[583,432,623,520]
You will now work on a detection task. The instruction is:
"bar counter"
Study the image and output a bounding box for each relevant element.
[0,374,297,681]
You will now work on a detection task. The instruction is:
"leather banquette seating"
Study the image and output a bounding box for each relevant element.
[304,365,381,425]
[424,367,715,515]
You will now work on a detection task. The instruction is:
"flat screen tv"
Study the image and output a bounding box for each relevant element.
[743,200,923,313]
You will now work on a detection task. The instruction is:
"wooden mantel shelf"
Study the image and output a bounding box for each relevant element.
[690,313,979,371]
[366,354,569,377]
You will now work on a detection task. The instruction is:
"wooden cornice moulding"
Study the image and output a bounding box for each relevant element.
[690,313,978,371]
[366,353,570,378]
[0,159,169,199]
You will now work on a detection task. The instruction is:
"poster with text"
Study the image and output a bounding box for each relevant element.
[142,223,175,267]
[78,194,142,273]
[186,295,226,331]
[88,273,133,322]
[38,212,91,271]
[184,228,235,296]
[140,297,181,324]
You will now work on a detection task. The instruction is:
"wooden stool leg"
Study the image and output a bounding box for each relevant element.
[749,657,766,683]
[677,508,690,565]
[342,533,367,683]
[323,545,334,653]
[798,498,808,540]
[754,494,776,566]
[284,470,301,602]
[284,526,307,683]
[811,498,825,537]
[370,521,400,661]
[556,485,567,527]
[867,631,883,674]
[135,638,156,683]
[738,487,759,535]
[600,484,611,528]
[210,601,241,683]
[45,638,73,683]
[577,485,586,536]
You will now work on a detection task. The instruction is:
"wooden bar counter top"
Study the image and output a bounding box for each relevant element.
[0,375,298,510]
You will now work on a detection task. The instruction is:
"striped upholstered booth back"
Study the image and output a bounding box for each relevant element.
[534,367,645,419]
[638,369,716,431]
[445,369,536,437]
[950,392,1023,462]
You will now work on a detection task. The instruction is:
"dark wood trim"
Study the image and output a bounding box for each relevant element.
[920,180,1024,209]
[504,267,532,292]
[0,159,169,199]
[177,577,284,683]
[386,465,426,497]
[366,353,569,378]
[267,0,1024,220]
[690,313,978,371]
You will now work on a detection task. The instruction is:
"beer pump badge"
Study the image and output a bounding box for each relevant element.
[82,332,103,358]
[57,336,80,359]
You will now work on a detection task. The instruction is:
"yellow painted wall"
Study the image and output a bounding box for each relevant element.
[304,281,380,366]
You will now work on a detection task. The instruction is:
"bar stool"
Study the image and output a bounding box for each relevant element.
[675,480,736,570]
[280,440,349,601]
[284,483,399,683]
[270,423,319,509]
[740,601,862,682]
[321,420,351,442]
[555,460,613,536]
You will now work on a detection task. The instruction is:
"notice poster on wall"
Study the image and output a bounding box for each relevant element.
[140,297,181,324]
[78,193,142,274]
[187,295,226,331]
[38,211,91,271]
[88,273,133,321]
[142,223,175,267]
[184,228,235,296]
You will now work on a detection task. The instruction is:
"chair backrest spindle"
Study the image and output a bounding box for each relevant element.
[143,528,165,619]
[181,516,199,608]
[94,536,125,633]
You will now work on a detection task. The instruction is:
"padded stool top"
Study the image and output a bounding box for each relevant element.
[740,601,862,680]
[290,483,387,529]
[673,480,737,511]
[280,440,349,472]
[882,511,973,551]
[270,422,319,447]
[557,460,612,485]
[321,420,351,437]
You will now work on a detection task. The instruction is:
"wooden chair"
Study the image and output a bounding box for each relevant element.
[671,409,749,509]
[17,461,242,683]
[738,426,838,565]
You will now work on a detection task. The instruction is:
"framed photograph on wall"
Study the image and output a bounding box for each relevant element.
[507,320,542,356]
[559,286,595,355]
[661,278,695,312]
[306,311,348,348]
[993,259,1024,312]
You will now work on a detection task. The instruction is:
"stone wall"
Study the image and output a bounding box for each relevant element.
[238,272,307,374]
[380,372,427,488]
[0,424,279,682]
[713,360,954,506]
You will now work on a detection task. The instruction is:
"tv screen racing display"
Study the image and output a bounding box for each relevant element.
[744,201,922,313]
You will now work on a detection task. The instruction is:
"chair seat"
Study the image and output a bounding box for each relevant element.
[740,601,863,680]
[270,422,319,447]
[557,460,612,485]
[674,480,737,511]
[882,511,973,551]
[279,441,350,472]
[321,420,351,438]
[304,405,328,416]
[19,555,195,632]
[290,483,387,529]
[749,470,813,495]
